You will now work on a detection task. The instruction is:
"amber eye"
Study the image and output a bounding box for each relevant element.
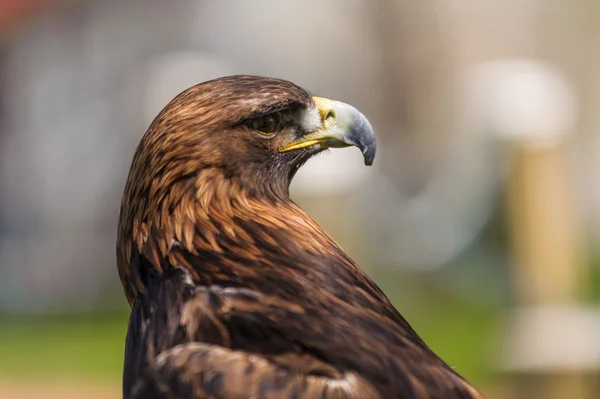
[249,115,279,136]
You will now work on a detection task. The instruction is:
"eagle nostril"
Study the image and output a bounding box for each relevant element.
[324,109,337,128]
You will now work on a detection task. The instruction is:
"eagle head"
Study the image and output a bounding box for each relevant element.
[117,75,376,305]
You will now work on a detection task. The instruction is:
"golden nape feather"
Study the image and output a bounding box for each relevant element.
[117,75,484,399]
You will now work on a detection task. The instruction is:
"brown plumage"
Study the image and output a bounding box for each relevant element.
[117,75,484,399]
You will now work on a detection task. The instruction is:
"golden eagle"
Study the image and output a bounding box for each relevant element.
[117,75,483,399]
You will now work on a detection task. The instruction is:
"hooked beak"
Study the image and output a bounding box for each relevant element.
[279,97,376,165]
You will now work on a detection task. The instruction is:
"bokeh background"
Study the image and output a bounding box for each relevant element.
[1,1,600,398]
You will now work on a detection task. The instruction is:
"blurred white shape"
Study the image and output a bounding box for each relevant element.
[366,128,501,270]
[502,306,600,371]
[143,51,233,124]
[291,149,372,196]
[464,60,578,146]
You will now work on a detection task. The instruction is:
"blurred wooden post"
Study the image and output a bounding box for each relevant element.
[501,64,590,399]
[467,60,594,399]
[507,141,590,399]
[508,143,584,307]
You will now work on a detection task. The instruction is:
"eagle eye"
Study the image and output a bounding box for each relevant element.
[249,114,280,136]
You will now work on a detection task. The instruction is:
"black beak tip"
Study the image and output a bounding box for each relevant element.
[362,144,376,166]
